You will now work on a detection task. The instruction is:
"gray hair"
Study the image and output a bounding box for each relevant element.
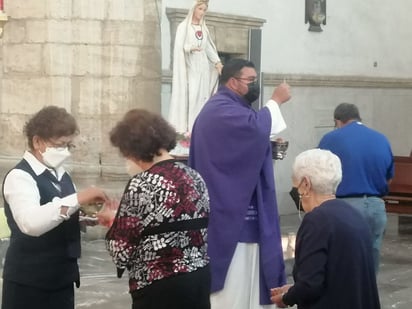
[292,148,342,195]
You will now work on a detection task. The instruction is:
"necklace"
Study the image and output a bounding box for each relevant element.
[191,24,203,47]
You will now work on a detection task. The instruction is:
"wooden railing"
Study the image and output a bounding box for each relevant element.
[383,156,412,215]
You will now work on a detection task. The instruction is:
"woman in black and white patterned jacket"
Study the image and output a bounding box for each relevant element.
[105,108,210,309]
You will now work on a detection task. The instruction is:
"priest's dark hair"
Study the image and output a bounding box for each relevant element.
[219,58,255,85]
[110,109,177,162]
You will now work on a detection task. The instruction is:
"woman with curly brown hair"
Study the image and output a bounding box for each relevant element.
[1,105,108,309]
[105,109,211,309]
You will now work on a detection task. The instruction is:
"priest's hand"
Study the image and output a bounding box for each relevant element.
[271,82,291,105]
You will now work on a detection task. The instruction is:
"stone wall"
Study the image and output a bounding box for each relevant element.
[0,0,162,193]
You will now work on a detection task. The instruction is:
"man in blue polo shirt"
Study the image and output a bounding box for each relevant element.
[319,103,394,273]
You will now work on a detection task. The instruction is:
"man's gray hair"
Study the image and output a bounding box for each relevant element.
[292,148,342,195]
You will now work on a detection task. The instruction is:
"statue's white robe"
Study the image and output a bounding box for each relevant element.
[169,17,220,133]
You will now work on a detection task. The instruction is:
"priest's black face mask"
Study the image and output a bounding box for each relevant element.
[244,81,260,104]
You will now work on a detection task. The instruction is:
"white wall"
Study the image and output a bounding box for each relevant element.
[161,0,276,71]
[265,83,412,214]
[161,0,412,215]
[162,0,412,77]
[262,1,412,77]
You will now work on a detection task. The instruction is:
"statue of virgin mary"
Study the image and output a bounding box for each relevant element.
[168,0,222,133]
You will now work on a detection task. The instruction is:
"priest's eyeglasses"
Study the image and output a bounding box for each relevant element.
[234,77,258,83]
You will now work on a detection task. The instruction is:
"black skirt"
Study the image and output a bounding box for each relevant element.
[1,279,74,309]
[131,265,211,309]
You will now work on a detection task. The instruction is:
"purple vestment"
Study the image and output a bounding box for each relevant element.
[189,86,286,304]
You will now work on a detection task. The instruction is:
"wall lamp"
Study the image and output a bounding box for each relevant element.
[305,0,326,32]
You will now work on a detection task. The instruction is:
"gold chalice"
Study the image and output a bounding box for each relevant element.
[80,203,104,217]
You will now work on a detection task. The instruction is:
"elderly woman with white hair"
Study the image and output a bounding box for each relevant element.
[271,148,380,309]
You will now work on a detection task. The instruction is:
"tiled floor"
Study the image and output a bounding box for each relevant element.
[376,215,412,309]
[0,214,411,308]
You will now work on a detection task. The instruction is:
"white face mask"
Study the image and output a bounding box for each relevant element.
[41,147,71,168]
[125,159,143,176]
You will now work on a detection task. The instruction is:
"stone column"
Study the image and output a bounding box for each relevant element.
[0,0,162,191]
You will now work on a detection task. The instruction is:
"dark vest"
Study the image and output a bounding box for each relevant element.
[2,159,81,290]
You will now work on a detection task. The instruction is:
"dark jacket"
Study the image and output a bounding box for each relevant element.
[2,159,80,290]
[283,199,380,308]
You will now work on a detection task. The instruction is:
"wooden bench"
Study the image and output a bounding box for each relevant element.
[383,156,412,214]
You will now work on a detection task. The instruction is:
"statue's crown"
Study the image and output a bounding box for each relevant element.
[197,0,209,5]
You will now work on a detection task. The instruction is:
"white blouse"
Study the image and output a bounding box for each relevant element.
[3,151,79,237]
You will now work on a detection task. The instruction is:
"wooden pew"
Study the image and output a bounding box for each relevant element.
[383,156,412,214]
